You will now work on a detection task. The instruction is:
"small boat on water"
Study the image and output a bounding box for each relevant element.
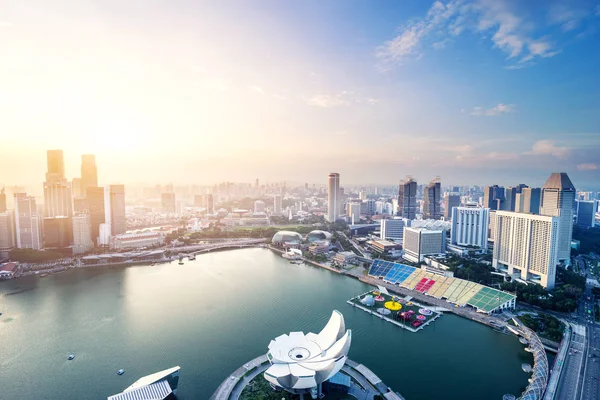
[67,354,75,360]
[117,369,125,375]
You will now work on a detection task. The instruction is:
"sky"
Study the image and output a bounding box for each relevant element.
[1,0,599,190]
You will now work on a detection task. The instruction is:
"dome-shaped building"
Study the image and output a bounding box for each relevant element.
[272,231,303,245]
[306,230,332,243]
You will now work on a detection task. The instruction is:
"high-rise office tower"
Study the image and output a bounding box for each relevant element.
[502,187,517,211]
[444,194,461,219]
[72,214,93,254]
[483,185,505,211]
[450,207,490,251]
[423,177,442,219]
[327,173,340,222]
[81,154,98,194]
[71,178,82,198]
[397,176,417,219]
[0,187,6,213]
[0,210,15,257]
[46,149,65,183]
[43,149,73,219]
[161,193,176,213]
[576,200,597,228]
[539,172,576,262]
[273,194,283,215]
[43,216,72,249]
[14,193,42,250]
[515,188,541,214]
[86,187,105,245]
[43,181,73,218]
[104,185,126,236]
[493,211,559,289]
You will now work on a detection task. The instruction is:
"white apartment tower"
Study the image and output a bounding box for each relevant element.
[492,211,559,289]
[327,173,340,222]
[539,173,575,262]
[450,207,490,251]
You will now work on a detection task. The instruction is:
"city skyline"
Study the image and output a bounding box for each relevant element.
[1,0,599,188]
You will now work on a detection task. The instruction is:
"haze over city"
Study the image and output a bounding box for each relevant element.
[1,0,599,189]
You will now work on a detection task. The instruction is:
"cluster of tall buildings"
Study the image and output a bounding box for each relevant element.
[0,150,126,260]
[450,173,577,289]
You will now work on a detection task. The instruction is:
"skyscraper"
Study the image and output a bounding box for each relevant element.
[501,187,517,211]
[493,211,559,289]
[397,176,417,219]
[327,173,340,222]
[483,185,505,211]
[43,216,71,249]
[81,154,98,194]
[444,194,461,219]
[0,187,6,213]
[14,193,42,250]
[72,213,93,254]
[423,177,441,219]
[43,149,72,219]
[87,186,105,245]
[539,172,576,262]
[46,149,65,183]
[516,187,541,214]
[576,200,597,228]
[104,185,126,236]
[43,181,73,218]
[0,210,15,257]
[71,178,82,198]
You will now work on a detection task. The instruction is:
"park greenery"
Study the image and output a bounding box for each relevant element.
[572,226,600,254]
[500,268,584,313]
[519,313,564,342]
[443,255,503,286]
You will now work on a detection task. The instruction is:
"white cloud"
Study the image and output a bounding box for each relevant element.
[577,163,599,171]
[305,93,352,108]
[0,21,12,28]
[548,4,591,32]
[305,92,377,108]
[526,140,571,159]
[250,85,265,95]
[376,0,589,69]
[470,103,515,116]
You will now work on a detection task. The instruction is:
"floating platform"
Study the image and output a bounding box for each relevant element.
[347,290,442,333]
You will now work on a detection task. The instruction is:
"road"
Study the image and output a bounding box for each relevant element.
[578,279,599,400]
[553,256,599,400]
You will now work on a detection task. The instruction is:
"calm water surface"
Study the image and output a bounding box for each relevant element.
[0,248,532,399]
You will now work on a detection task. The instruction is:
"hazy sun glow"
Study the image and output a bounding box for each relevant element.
[0,0,598,190]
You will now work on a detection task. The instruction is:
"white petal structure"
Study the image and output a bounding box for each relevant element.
[264,310,351,392]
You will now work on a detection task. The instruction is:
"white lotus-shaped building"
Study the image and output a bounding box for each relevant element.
[264,310,351,396]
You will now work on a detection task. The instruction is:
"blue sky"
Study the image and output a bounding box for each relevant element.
[0,0,599,190]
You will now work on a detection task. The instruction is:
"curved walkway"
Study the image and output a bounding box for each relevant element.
[210,357,405,400]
